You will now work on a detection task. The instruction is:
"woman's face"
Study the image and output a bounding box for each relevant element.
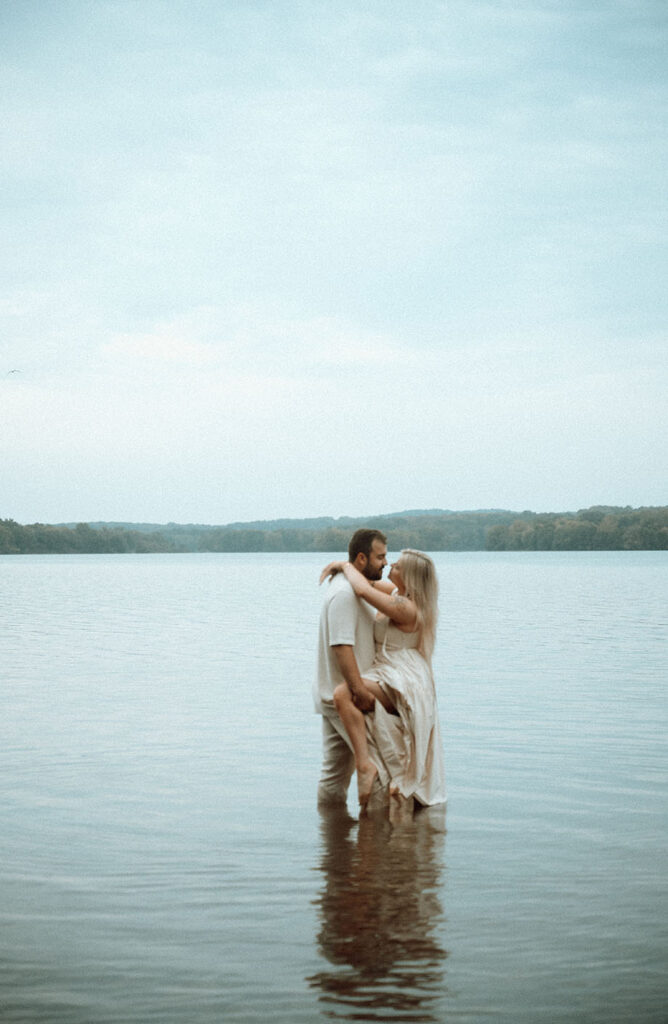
[388,560,405,592]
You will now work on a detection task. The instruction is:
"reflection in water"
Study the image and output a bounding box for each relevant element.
[308,806,448,1022]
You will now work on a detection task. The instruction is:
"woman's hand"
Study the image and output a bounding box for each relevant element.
[319,560,347,585]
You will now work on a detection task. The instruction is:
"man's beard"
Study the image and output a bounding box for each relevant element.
[362,565,384,581]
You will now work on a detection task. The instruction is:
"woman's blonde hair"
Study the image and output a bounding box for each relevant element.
[398,549,439,663]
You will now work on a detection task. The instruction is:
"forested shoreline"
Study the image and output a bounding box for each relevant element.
[1,506,666,554]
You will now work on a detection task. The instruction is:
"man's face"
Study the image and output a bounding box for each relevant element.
[362,539,388,581]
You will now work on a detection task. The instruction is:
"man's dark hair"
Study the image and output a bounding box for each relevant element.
[348,528,387,562]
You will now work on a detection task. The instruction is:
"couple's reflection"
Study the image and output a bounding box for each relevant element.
[308,805,448,1021]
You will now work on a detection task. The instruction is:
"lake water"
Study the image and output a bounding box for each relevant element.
[1,551,666,1023]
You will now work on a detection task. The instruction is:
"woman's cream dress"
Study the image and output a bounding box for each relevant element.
[364,616,446,806]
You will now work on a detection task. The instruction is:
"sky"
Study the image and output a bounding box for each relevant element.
[1,0,666,525]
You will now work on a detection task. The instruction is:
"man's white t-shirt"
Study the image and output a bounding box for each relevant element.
[314,573,377,713]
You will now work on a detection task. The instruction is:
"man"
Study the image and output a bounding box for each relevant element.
[314,528,388,806]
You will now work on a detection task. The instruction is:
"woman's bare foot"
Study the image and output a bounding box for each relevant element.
[357,761,378,808]
[389,784,414,824]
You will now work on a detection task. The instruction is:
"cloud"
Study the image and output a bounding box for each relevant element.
[97,307,408,381]
[103,328,218,369]
[1,1,665,522]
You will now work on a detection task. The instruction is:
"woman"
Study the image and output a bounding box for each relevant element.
[320,549,445,811]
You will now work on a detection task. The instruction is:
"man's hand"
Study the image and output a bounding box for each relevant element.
[332,645,375,713]
[351,688,376,714]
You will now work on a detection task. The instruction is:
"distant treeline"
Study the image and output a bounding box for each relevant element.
[0,520,173,555]
[485,506,668,551]
[1,506,666,554]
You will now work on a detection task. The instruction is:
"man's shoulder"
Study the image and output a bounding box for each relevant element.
[321,573,356,609]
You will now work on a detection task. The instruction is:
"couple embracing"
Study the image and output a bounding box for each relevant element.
[314,528,446,816]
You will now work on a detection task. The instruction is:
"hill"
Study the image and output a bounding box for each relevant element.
[1,505,666,553]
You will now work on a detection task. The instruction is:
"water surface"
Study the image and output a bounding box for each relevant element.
[1,551,666,1021]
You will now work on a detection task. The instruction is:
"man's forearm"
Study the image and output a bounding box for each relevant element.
[332,645,367,698]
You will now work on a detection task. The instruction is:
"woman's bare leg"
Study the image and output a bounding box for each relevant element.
[360,677,396,715]
[333,683,378,807]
